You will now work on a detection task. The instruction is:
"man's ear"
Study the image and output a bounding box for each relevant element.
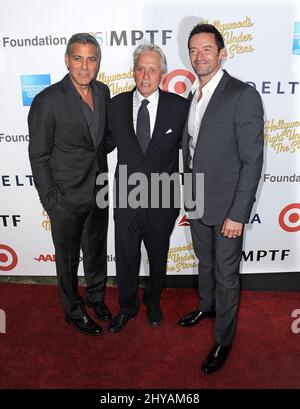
[219,48,227,61]
[64,53,70,70]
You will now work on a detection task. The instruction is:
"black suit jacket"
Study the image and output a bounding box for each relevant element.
[107,88,189,228]
[28,74,110,214]
[182,70,264,225]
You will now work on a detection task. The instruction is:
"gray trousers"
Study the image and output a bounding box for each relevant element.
[189,218,243,346]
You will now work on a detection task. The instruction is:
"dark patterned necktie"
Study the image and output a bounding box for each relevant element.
[136,99,150,153]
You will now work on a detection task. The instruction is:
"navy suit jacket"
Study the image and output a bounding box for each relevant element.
[107,88,189,228]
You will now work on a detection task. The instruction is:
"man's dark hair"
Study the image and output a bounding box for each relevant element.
[188,24,225,51]
[66,33,101,59]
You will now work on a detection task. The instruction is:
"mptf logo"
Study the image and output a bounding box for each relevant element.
[162,69,196,98]
[278,203,300,232]
[0,244,18,271]
[89,30,172,47]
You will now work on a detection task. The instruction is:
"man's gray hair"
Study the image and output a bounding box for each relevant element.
[66,33,101,60]
[133,44,167,74]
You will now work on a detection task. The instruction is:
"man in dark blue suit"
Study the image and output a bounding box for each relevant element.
[28,33,111,336]
[107,44,189,333]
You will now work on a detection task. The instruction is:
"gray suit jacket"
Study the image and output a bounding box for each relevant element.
[182,70,264,225]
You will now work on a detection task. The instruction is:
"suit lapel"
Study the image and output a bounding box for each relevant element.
[60,75,96,148]
[125,90,145,156]
[182,94,194,170]
[193,70,230,156]
[197,70,229,136]
[145,89,165,156]
[145,88,179,157]
[94,83,105,148]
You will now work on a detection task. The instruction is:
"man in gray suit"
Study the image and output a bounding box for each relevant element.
[178,24,264,373]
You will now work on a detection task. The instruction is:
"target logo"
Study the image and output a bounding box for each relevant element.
[279,204,300,232]
[0,244,18,271]
[162,69,196,98]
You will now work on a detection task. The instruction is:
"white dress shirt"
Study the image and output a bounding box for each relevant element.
[133,89,159,138]
[188,68,224,168]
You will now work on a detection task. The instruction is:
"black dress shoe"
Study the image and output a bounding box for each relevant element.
[65,314,103,336]
[147,306,163,326]
[201,343,231,374]
[108,312,136,334]
[85,300,112,321]
[178,309,216,326]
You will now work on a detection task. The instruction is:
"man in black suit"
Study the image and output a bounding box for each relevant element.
[28,33,111,336]
[178,24,264,373]
[107,44,189,333]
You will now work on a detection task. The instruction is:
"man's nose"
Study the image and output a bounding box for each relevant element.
[82,59,88,69]
[143,70,150,79]
[196,50,204,59]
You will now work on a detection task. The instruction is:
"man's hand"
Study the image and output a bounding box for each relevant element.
[221,218,244,239]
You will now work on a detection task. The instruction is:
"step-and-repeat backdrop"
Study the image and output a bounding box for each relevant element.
[0,0,299,276]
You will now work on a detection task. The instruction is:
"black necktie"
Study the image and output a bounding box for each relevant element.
[136,99,150,153]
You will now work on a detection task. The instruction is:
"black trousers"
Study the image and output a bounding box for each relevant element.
[189,218,243,346]
[48,203,108,319]
[115,209,174,316]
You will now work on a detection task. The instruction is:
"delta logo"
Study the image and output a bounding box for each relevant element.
[34,254,56,262]
[178,214,190,227]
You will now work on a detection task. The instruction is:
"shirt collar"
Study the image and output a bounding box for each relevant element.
[191,68,224,95]
[68,74,98,98]
[134,88,159,106]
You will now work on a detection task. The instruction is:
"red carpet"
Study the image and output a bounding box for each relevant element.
[0,283,299,389]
